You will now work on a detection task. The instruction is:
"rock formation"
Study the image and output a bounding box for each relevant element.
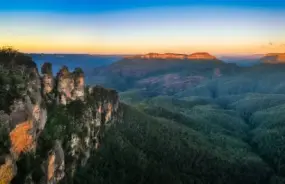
[0,61,47,183]
[55,66,86,105]
[0,52,120,183]
[261,53,285,64]
[140,53,187,59]
[0,156,17,184]
[187,52,217,60]
[125,52,217,60]
[46,141,65,184]
[71,68,85,101]
[41,63,54,95]
[56,66,74,105]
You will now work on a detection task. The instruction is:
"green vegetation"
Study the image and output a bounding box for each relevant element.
[3,48,285,183]
[86,57,285,183]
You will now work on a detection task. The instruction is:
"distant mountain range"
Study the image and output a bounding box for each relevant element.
[28,52,285,82]
[29,53,123,75]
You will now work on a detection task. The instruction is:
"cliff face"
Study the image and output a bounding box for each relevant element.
[0,62,47,183]
[187,52,217,60]
[140,53,187,59]
[0,55,120,184]
[126,52,217,60]
[261,53,285,63]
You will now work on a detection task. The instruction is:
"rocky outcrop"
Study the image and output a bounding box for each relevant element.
[65,85,119,177]
[56,66,74,105]
[0,61,48,183]
[56,66,85,105]
[140,53,187,59]
[0,52,121,183]
[46,141,65,184]
[41,63,54,96]
[187,52,217,60]
[72,68,85,101]
[9,69,47,159]
[0,156,17,184]
[125,52,217,60]
[261,53,285,64]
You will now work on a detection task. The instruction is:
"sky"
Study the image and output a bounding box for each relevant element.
[0,0,285,55]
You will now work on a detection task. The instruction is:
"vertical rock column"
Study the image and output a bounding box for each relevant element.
[72,68,85,101]
[56,66,74,105]
[41,63,54,96]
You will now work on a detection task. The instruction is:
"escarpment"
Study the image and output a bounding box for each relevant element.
[125,52,217,60]
[0,50,121,184]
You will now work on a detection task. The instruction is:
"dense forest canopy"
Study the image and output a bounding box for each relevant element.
[1,48,285,183]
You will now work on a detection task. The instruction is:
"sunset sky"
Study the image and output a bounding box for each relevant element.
[0,0,285,55]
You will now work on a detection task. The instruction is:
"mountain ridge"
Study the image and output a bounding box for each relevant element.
[125,52,217,60]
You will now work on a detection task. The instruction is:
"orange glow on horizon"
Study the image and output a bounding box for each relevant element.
[1,7,284,55]
[11,42,285,55]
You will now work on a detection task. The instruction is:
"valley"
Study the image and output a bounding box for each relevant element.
[85,52,285,183]
[1,48,285,184]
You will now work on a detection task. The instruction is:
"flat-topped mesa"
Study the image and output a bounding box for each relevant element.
[125,52,217,60]
[41,62,54,95]
[141,53,187,59]
[187,52,217,60]
[261,53,285,63]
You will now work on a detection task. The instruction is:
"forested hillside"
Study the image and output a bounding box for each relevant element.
[88,56,285,183]
[2,49,285,183]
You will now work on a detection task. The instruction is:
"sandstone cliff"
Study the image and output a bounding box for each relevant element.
[125,52,217,60]
[0,59,47,183]
[187,52,217,60]
[56,66,74,105]
[0,50,121,184]
[55,66,85,105]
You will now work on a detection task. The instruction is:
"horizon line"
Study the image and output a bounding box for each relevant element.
[24,52,271,57]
